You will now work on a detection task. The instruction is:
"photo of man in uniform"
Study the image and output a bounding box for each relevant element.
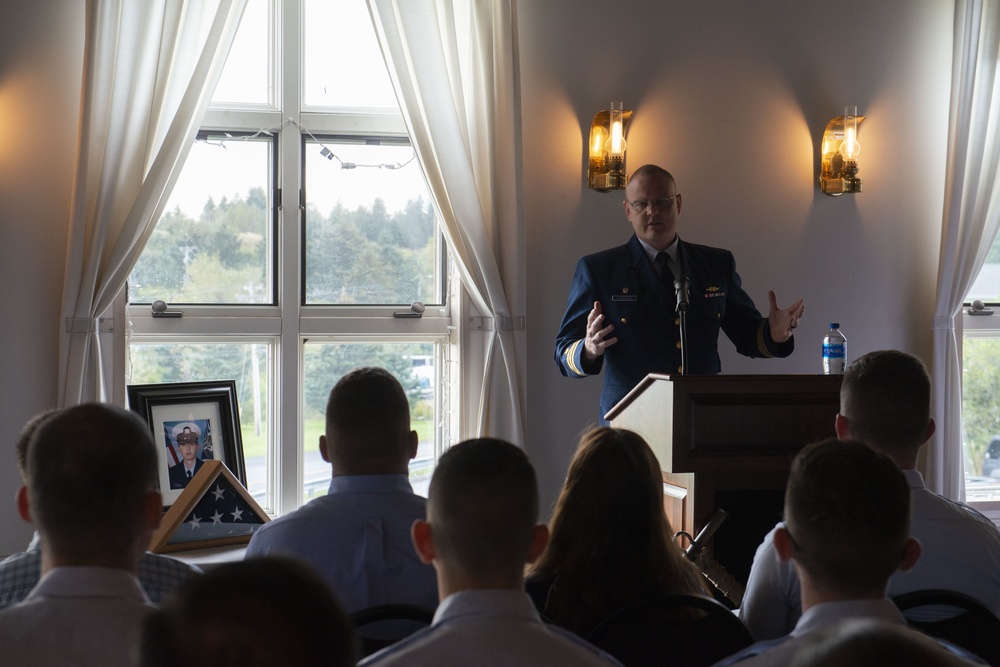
[168,425,204,489]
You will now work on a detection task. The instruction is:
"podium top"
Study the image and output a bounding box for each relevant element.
[603,373,842,422]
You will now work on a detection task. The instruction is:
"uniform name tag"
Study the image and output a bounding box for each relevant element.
[611,295,638,302]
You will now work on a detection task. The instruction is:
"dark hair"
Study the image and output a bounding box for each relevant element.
[140,557,356,667]
[27,403,158,558]
[791,618,965,667]
[325,367,412,469]
[527,427,706,635]
[428,438,538,580]
[15,408,59,477]
[840,350,931,451]
[784,438,910,596]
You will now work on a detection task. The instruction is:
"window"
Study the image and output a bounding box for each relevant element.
[126,0,454,514]
[963,233,1000,502]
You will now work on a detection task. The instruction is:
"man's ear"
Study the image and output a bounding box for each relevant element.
[319,435,330,463]
[525,524,549,564]
[835,413,850,439]
[899,537,921,573]
[16,486,31,524]
[923,418,936,445]
[774,527,795,563]
[407,430,419,461]
[411,519,435,564]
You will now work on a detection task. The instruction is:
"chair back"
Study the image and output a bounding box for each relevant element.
[349,603,435,658]
[586,593,753,667]
[892,588,1000,666]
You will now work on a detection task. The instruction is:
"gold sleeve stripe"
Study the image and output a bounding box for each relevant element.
[757,321,774,357]
[565,339,586,376]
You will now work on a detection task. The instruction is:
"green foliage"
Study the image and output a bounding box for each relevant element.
[131,186,437,305]
[963,338,1000,474]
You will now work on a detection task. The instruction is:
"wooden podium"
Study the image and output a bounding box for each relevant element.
[605,373,842,585]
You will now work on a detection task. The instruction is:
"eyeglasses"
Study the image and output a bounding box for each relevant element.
[627,194,679,212]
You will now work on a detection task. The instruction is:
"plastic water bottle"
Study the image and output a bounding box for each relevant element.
[822,323,847,374]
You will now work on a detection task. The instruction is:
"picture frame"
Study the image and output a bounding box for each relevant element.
[127,380,247,509]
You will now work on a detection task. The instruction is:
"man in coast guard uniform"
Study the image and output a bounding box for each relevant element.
[555,164,804,421]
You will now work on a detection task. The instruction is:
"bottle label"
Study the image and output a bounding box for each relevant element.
[823,343,845,359]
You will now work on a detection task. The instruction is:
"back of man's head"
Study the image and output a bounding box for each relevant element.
[325,367,412,472]
[26,403,159,561]
[784,438,911,598]
[840,350,931,453]
[140,557,356,667]
[426,438,539,583]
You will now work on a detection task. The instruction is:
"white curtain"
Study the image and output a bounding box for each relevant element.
[930,0,1000,499]
[58,0,247,407]
[366,0,526,444]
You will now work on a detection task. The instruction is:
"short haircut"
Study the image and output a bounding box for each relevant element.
[840,350,932,451]
[325,367,411,468]
[26,403,158,558]
[427,438,538,579]
[791,618,967,667]
[784,438,910,597]
[627,164,676,190]
[140,557,356,667]
[15,408,59,477]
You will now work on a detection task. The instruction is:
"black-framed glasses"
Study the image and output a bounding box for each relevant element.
[627,194,679,211]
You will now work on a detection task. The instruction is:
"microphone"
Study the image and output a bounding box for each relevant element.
[674,275,690,313]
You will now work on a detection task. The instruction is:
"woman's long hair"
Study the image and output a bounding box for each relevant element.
[527,427,707,634]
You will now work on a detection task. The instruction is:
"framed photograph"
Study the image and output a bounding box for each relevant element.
[127,380,247,508]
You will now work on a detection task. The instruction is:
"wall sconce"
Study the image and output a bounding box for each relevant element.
[820,105,865,196]
[588,101,633,192]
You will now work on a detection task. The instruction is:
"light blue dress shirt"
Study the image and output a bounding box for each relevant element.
[244,474,438,613]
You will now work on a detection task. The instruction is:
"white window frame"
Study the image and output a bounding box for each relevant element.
[961,310,1000,523]
[117,0,460,516]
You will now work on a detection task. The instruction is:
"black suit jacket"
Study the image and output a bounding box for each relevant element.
[555,235,794,421]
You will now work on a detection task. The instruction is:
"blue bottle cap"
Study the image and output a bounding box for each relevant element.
[829,323,839,329]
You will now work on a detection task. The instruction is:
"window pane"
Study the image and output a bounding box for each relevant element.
[963,337,1000,500]
[967,234,1000,303]
[304,139,441,304]
[128,341,271,508]
[129,138,273,304]
[212,0,272,106]
[302,341,437,501]
[302,0,399,110]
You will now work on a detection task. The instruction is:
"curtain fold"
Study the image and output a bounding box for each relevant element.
[929,0,1000,499]
[366,0,526,444]
[58,0,247,407]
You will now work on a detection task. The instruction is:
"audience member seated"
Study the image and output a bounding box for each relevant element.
[359,437,622,666]
[740,350,1000,640]
[140,556,356,667]
[0,403,164,666]
[790,618,980,667]
[715,438,984,666]
[244,367,437,613]
[0,408,201,609]
[525,427,708,636]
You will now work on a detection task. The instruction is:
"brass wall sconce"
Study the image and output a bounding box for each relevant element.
[588,101,633,192]
[820,106,864,196]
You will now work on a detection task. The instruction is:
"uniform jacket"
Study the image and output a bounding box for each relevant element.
[554,235,794,420]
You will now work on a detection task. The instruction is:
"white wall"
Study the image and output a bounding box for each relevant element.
[0,0,955,553]
[0,1,84,554]
[518,0,954,512]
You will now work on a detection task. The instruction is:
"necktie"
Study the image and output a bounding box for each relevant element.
[655,252,675,288]
[187,470,193,479]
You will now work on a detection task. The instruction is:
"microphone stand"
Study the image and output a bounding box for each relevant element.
[674,276,689,375]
